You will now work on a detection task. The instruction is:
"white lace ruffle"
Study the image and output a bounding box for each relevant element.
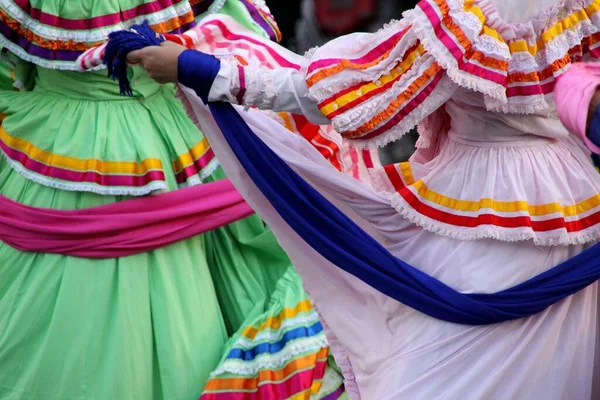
[0,149,167,196]
[406,5,509,103]
[233,313,321,349]
[339,75,457,150]
[306,18,412,102]
[209,336,329,376]
[0,0,194,43]
[371,134,600,245]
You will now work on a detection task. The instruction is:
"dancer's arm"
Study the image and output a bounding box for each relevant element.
[130,16,459,148]
[206,59,329,125]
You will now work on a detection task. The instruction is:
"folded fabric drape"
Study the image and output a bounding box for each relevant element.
[0,179,253,258]
[103,22,600,326]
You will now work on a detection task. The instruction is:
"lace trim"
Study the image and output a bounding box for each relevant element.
[307,19,412,102]
[407,6,508,103]
[206,0,227,15]
[340,74,456,150]
[210,336,329,376]
[332,52,434,133]
[233,313,321,349]
[0,34,104,71]
[0,0,193,42]
[237,65,278,110]
[389,191,600,246]
[0,148,167,196]
[177,158,221,189]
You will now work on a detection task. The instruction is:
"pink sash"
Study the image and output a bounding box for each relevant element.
[0,179,254,258]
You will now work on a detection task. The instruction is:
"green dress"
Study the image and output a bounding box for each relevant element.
[0,0,345,399]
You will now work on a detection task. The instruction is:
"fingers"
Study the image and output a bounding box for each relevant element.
[127,49,146,64]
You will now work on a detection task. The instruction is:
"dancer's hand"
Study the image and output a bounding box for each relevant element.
[127,41,186,84]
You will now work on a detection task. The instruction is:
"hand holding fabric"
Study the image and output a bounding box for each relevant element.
[127,41,186,84]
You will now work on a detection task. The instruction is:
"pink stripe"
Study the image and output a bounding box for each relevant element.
[0,139,165,188]
[506,79,557,97]
[362,149,374,168]
[236,65,247,105]
[200,25,218,52]
[350,147,360,179]
[419,0,507,86]
[215,42,271,66]
[203,20,301,69]
[175,148,217,184]
[13,0,190,30]
[506,84,544,97]
[307,28,408,74]
[359,69,444,140]
[201,360,327,400]
[0,178,254,259]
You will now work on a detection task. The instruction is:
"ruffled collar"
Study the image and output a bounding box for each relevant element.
[476,0,584,39]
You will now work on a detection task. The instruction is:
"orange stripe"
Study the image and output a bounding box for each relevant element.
[306,28,409,88]
[241,299,314,339]
[307,47,398,88]
[396,162,600,217]
[507,54,570,84]
[344,63,442,138]
[172,138,211,173]
[204,349,329,391]
[0,10,195,52]
[319,44,425,119]
[437,0,507,71]
[0,125,163,175]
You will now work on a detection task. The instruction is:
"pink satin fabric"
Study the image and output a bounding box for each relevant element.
[0,179,254,258]
[555,62,600,154]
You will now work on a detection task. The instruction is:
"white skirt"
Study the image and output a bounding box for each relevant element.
[188,97,600,400]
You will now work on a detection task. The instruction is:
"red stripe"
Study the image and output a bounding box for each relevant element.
[204,19,301,69]
[418,0,507,86]
[307,28,409,74]
[292,114,342,171]
[357,68,444,140]
[200,359,328,400]
[0,138,165,188]
[319,43,422,119]
[362,149,374,168]
[175,148,216,184]
[236,65,246,105]
[384,164,600,232]
[163,33,195,48]
[13,0,191,30]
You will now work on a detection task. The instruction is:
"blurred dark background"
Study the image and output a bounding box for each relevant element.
[265,0,420,164]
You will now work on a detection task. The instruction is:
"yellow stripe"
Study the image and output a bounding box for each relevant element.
[173,137,211,172]
[399,162,600,217]
[279,112,297,133]
[319,45,425,117]
[0,126,163,174]
[463,2,504,43]
[465,0,600,56]
[241,299,314,340]
[510,0,600,55]
[205,351,329,392]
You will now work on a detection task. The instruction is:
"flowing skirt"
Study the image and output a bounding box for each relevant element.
[189,98,600,400]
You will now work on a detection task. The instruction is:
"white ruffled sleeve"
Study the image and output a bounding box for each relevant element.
[304,20,458,148]
[208,59,329,125]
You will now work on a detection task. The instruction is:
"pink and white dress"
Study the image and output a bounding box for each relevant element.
[174,0,600,398]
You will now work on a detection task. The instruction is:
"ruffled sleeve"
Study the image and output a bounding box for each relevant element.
[305,0,600,147]
[305,19,458,148]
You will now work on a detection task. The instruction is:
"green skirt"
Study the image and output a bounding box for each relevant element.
[0,65,344,399]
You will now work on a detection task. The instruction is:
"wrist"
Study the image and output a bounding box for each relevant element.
[177,50,221,103]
